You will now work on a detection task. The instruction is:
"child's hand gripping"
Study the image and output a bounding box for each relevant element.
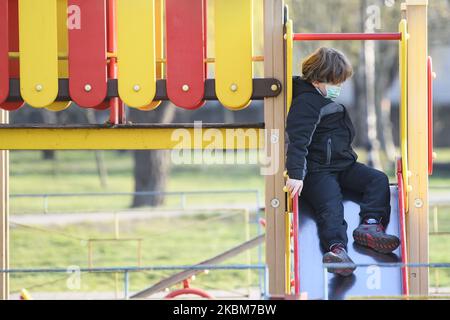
[286,178,304,199]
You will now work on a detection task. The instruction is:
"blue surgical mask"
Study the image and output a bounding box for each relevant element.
[325,84,342,100]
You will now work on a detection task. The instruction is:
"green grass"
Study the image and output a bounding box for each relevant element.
[9,150,266,295]
[7,149,450,294]
[10,150,264,214]
[10,212,263,294]
[433,148,450,163]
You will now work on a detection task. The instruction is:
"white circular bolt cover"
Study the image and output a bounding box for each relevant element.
[271,198,280,208]
[414,198,424,208]
[271,134,279,144]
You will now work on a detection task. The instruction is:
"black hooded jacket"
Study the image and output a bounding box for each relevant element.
[286,77,358,180]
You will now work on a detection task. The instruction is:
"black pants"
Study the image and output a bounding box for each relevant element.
[300,162,391,252]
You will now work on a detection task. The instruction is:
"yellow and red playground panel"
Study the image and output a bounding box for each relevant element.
[0,0,278,115]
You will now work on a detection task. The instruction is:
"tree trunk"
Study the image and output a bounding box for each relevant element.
[42,150,55,160]
[352,58,368,148]
[379,98,396,163]
[364,38,383,169]
[375,41,399,165]
[42,110,57,160]
[132,149,172,207]
[363,0,382,169]
[85,109,109,188]
[129,103,177,208]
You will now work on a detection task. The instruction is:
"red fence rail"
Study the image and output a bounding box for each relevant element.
[292,193,300,295]
[293,33,402,41]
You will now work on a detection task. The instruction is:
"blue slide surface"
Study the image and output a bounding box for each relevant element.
[298,186,404,300]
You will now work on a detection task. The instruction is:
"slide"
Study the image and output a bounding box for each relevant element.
[298,186,406,300]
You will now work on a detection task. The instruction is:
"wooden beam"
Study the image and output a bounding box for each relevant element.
[0,125,265,150]
[264,0,287,296]
[0,109,8,300]
[131,235,264,299]
[406,0,429,296]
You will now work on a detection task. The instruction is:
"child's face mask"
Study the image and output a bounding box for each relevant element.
[325,84,342,100]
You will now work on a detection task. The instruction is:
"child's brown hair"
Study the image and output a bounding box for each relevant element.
[301,47,353,85]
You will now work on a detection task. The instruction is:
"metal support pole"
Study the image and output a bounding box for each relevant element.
[88,240,93,268]
[323,268,329,300]
[124,270,130,299]
[433,206,438,233]
[263,265,269,299]
[180,193,186,210]
[43,195,49,214]
[433,206,439,293]
[244,208,251,297]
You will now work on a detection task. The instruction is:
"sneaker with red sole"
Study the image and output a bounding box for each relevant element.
[322,244,356,277]
[353,220,400,254]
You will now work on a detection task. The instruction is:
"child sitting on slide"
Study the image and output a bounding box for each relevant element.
[285,47,400,277]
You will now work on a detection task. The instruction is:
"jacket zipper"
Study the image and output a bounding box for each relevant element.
[326,138,332,165]
[343,108,357,161]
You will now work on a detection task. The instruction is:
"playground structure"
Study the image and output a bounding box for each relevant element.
[0,0,434,299]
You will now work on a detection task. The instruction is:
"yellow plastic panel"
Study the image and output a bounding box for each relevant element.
[215,0,253,110]
[47,0,72,112]
[19,0,58,108]
[286,20,293,112]
[0,127,265,150]
[399,19,409,211]
[139,0,163,111]
[117,0,156,108]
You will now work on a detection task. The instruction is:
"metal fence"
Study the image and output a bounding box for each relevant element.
[3,262,450,300]
[1,264,268,300]
[8,189,267,299]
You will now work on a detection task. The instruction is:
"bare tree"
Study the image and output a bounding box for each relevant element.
[42,110,58,160]
[85,109,109,188]
[364,1,383,169]
[128,103,177,208]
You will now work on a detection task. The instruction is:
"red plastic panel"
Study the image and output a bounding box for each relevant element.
[166,0,206,109]
[0,0,8,104]
[1,0,23,111]
[428,57,434,176]
[203,0,208,79]
[68,0,107,108]
[106,0,119,121]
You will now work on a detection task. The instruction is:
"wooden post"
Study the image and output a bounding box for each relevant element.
[264,0,287,296]
[405,0,429,296]
[0,109,9,300]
